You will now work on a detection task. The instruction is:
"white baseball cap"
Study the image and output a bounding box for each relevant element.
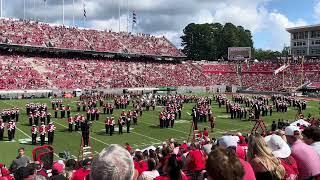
[219,136,239,148]
[285,126,300,136]
[265,134,291,158]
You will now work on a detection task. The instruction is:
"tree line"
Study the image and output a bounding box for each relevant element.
[180,22,289,61]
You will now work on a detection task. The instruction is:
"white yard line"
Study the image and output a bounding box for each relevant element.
[15,127,60,158]
[53,120,109,146]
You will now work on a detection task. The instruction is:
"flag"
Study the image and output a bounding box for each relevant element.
[132,11,136,24]
[83,0,87,18]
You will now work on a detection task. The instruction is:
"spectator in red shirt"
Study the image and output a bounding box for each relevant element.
[185,143,205,172]
[125,142,133,153]
[203,128,209,137]
[71,159,91,180]
[179,141,188,151]
[134,150,148,175]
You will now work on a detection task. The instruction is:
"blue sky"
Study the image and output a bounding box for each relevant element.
[253,0,319,50]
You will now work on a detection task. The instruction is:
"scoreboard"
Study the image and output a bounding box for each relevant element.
[228,47,251,60]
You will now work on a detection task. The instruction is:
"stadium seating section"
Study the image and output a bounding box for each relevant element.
[0,19,183,57]
[0,54,320,91]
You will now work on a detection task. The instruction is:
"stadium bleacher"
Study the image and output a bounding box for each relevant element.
[0,18,183,57]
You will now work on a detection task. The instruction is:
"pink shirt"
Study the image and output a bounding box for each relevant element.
[239,159,256,180]
[290,140,320,178]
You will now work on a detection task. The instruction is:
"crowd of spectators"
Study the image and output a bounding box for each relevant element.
[0,52,320,91]
[0,55,48,90]
[0,18,183,57]
[199,61,320,91]
[1,125,320,180]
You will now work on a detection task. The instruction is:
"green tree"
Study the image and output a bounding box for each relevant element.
[181,22,253,60]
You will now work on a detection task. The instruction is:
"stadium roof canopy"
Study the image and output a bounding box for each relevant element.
[286,24,320,33]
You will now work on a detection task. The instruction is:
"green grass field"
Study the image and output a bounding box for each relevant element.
[0,95,319,165]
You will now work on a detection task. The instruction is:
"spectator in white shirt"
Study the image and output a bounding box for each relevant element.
[139,158,159,180]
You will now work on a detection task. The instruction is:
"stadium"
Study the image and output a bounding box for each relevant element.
[0,1,320,180]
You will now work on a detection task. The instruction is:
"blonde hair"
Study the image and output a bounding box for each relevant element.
[247,134,285,179]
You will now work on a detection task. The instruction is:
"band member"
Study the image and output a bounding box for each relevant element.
[61,106,66,119]
[86,109,91,121]
[105,117,110,134]
[0,119,4,140]
[91,109,95,121]
[103,104,107,114]
[29,114,34,126]
[191,107,198,130]
[11,120,16,139]
[47,122,56,145]
[81,121,90,147]
[109,117,115,136]
[96,109,100,121]
[39,122,46,146]
[166,113,171,128]
[34,111,39,126]
[110,104,114,114]
[178,107,182,119]
[40,112,46,124]
[132,111,138,125]
[46,112,51,124]
[170,113,175,128]
[209,116,215,133]
[68,116,74,132]
[82,102,87,112]
[7,121,14,141]
[31,125,37,145]
[77,102,81,112]
[126,116,131,133]
[74,115,80,131]
[66,106,71,118]
[159,112,164,128]
[118,117,124,135]
[15,108,19,122]
[54,108,58,118]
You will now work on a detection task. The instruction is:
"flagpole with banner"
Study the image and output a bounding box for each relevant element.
[132,10,136,33]
[83,0,86,27]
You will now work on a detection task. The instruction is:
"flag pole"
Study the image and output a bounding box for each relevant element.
[62,0,65,25]
[127,0,129,33]
[118,0,121,32]
[73,0,75,27]
[24,0,26,19]
[44,0,47,22]
[0,0,2,18]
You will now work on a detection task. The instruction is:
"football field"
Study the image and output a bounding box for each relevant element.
[0,95,319,165]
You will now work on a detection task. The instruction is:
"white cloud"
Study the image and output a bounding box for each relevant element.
[262,12,307,50]
[314,0,320,19]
